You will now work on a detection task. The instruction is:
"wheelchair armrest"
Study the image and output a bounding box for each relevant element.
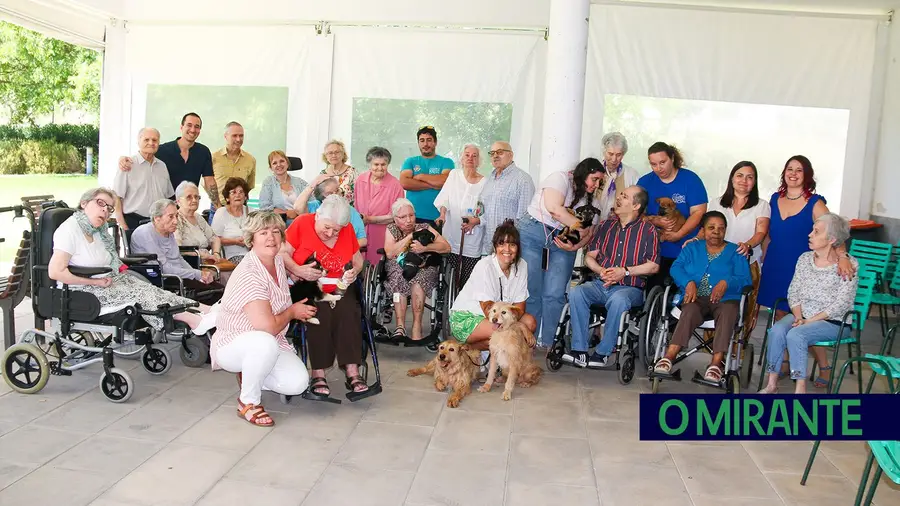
[162,274,186,295]
[178,246,200,253]
[69,265,112,277]
[741,285,753,296]
[122,255,156,265]
[199,264,221,279]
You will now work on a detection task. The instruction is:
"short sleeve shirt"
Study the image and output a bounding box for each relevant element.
[637,168,708,259]
[450,255,529,315]
[155,138,214,193]
[526,171,601,228]
[52,216,112,270]
[400,155,455,221]
[112,155,175,216]
[307,200,367,241]
[210,251,294,369]
[284,214,359,292]
[707,198,771,265]
[212,148,257,201]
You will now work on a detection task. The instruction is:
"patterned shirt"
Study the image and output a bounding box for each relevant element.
[479,162,536,255]
[697,250,723,296]
[787,252,859,320]
[589,216,660,288]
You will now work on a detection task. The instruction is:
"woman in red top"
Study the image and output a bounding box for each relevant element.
[282,194,366,397]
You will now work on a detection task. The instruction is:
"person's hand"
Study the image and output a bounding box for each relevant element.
[410,240,427,254]
[683,235,701,247]
[683,281,698,304]
[297,263,324,281]
[659,230,682,243]
[285,209,298,220]
[435,214,446,229]
[118,156,132,172]
[553,236,580,251]
[660,216,678,232]
[461,217,479,233]
[93,277,113,288]
[837,255,856,280]
[200,269,215,284]
[600,267,626,287]
[736,242,752,257]
[292,299,317,321]
[342,268,358,285]
[710,280,728,303]
[792,317,806,327]
[311,173,332,187]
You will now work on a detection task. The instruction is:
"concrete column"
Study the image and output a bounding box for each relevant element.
[537,0,590,183]
[97,18,129,187]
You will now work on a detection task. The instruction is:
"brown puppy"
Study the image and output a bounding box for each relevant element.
[478,302,543,401]
[407,340,480,407]
[656,197,686,232]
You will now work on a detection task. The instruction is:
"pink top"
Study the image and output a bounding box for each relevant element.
[354,170,405,264]
[210,250,294,369]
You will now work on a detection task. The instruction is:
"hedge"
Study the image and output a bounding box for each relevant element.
[0,124,98,162]
[0,139,82,174]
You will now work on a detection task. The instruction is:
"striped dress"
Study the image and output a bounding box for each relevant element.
[210,250,294,369]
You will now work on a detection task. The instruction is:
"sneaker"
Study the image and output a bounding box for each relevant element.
[480,351,490,373]
[192,310,218,335]
[587,353,610,368]
[561,351,588,368]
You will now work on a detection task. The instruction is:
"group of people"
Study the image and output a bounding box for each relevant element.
[47,112,863,427]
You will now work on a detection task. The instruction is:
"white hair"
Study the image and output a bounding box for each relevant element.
[137,127,160,141]
[149,199,176,219]
[458,143,481,167]
[601,132,628,154]
[816,212,850,246]
[174,181,199,199]
[315,194,351,227]
[391,198,414,218]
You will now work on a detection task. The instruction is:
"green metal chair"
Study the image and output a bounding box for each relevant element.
[870,266,900,338]
[246,198,260,210]
[849,240,892,288]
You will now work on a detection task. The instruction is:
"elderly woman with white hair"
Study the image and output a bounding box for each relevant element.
[434,144,486,289]
[759,213,859,394]
[384,198,451,345]
[596,132,640,219]
[173,181,234,281]
[213,211,316,426]
[49,187,218,334]
[130,199,225,305]
[281,195,367,398]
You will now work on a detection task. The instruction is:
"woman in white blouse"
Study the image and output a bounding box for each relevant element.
[212,177,251,264]
[435,144,487,289]
[174,181,233,283]
[690,161,770,341]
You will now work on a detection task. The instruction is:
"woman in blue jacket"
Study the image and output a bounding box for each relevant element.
[653,211,752,382]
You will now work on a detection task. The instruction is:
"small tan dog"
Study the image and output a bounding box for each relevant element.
[407,340,480,407]
[478,302,543,401]
[656,197,687,232]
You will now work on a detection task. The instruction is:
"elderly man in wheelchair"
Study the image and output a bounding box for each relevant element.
[556,185,660,371]
[650,210,753,392]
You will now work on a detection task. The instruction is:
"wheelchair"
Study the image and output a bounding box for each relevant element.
[362,247,458,353]
[1,202,198,403]
[545,267,663,385]
[645,279,755,394]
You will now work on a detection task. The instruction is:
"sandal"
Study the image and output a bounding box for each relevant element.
[813,365,833,388]
[309,376,330,397]
[345,375,369,393]
[390,327,411,345]
[237,401,274,427]
[654,357,673,374]
[704,364,723,382]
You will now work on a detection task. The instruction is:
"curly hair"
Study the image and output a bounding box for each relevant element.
[321,139,348,165]
[570,157,604,210]
[222,177,251,205]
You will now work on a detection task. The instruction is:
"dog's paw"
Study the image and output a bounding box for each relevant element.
[407,369,419,377]
[447,397,461,408]
[478,384,491,393]
[502,390,512,401]
[434,381,447,392]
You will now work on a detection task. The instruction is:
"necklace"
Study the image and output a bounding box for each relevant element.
[785,193,804,201]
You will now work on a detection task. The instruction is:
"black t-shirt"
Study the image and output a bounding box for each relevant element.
[156,138,214,194]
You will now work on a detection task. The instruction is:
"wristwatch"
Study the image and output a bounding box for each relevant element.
[624,268,631,277]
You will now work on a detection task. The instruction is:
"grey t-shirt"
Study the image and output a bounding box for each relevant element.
[112,154,175,216]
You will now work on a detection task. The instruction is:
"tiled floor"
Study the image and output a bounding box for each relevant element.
[1,299,899,506]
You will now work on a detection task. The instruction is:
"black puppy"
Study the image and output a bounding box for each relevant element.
[289,254,353,321]
[401,228,442,281]
[558,204,601,244]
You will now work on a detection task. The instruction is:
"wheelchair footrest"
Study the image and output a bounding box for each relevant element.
[690,370,723,389]
[649,368,682,382]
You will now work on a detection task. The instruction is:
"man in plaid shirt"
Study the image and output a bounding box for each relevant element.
[562,185,660,368]
[479,141,535,256]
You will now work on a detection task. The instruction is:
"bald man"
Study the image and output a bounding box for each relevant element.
[478,141,535,255]
[113,127,175,234]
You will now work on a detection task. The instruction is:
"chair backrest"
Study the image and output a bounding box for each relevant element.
[20,194,55,218]
[288,156,303,172]
[246,198,260,210]
[890,259,900,292]
[849,240,892,282]
[854,270,878,331]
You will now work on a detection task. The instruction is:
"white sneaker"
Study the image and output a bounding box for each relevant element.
[480,351,490,373]
[192,310,218,335]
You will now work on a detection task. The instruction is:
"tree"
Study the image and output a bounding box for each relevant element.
[0,21,100,125]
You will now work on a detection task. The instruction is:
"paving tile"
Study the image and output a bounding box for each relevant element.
[508,434,594,487]
[173,405,271,452]
[594,461,692,506]
[765,472,858,506]
[824,451,900,506]
[690,495,783,506]
[452,386,515,415]
[504,482,600,506]
[274,397,368,438]
[227,430,345,491]
[173,368,240,393]
[428,409,512,455]
[31,392,137,433]
[0,391,74,423]
[0,419,19,437]
[361,388,446,427]
[587,420,672,466]
[0,425,89,466]
[196,478,307,505]
[668,443,779,499]
[743,441,843,477]
[385,363,455,392]
[96,443,245,505]
[0,466,114,506]
[48,434,163,476]
[100,405,206,442]
[492,371,579,402]
[301,462,415,506]
[406,450,506,506]
[514,398,584,438]
[141,386,233,416]
[581,388,639,421]
[333,421,432,473]
[0,462,35,491]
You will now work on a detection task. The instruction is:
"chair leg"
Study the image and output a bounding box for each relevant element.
[862,466,883,506]
[0,301,14,350]
[801,439,822,486]
[854,451,876,506]
[856,337,863,393]
[827,344,841,393]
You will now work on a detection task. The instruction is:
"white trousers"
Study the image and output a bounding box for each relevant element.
[215,331,309,405]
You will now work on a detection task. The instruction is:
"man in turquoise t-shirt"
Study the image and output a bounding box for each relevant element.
[400,126,455,225]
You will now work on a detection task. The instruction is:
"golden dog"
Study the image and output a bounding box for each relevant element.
[407,340,480,407]
[656,197,686,232]
[478,302,543,401]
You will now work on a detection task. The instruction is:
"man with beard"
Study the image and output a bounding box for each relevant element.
[399,126,454,227]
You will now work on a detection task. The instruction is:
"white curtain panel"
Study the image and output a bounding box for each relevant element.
[329,26,544,178]
[583,4,878,216]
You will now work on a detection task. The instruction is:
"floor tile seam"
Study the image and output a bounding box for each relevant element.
[501,391,517,506]
[819,446,877,482]
[356,418,442,430]
[30,400,138,433]
[400,397,447,505]
[575,375,604,506]
[191,427,277,506]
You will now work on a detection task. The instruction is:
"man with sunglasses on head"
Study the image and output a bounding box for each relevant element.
[399,126,454,228]
[478,141,535,256]
[112,127,175,243]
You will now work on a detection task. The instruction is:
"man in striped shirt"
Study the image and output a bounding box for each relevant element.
[562,185,660,368]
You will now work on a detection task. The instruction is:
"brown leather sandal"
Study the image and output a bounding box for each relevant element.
[237,401,274,427]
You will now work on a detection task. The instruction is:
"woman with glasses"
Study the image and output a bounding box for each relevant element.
[518,157,605,348]
[212,177,251,265]
[320,139,357,205]
[174,181,234,283]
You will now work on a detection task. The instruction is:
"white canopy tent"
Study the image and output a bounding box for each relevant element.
[3,0,900,236]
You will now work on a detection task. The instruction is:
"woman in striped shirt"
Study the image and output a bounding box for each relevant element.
[211,211,317,427]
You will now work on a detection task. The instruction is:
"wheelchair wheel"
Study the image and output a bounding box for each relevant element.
[141,346,172,376]
[99,367,134,403]
[546,339,565,371]
[2,343,51,394]
[650,377,661,394]
[725,372,740,395]
[618,352,635,385]
[740,343,755,389]
[41,331,96,361]
[639,287,666,373]
[180,335,210,368]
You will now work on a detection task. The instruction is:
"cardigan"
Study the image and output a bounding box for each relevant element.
[670,241,752,302]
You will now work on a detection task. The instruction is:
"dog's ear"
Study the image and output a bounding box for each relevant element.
[508,305,524,320]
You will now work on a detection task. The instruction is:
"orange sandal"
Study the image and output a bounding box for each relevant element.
[237,401,274,427]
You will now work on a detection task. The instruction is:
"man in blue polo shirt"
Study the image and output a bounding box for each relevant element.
[117,112,220,209]
[399,126,454,227]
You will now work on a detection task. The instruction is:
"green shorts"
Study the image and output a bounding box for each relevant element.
[449,310,484,343]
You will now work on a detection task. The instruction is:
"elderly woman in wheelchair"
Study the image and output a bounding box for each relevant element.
[652,211,752,386]
[49,188,219,335]
[758,213,859,394]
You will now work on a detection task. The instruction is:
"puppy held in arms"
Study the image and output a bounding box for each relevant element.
[407,340,481,407]
[289,253,353,325]
[478,302,543,401]
[558,204,601,245]
[655,197,686,233]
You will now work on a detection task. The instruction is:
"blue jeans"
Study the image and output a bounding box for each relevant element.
[764,314,850,380]
[518,215,577,346]
[569,282,643,356]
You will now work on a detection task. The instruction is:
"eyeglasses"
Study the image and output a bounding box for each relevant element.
[92,198,115,212]
[488,149,510,156]
[183,195,201,201]
[325,150,343,157]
